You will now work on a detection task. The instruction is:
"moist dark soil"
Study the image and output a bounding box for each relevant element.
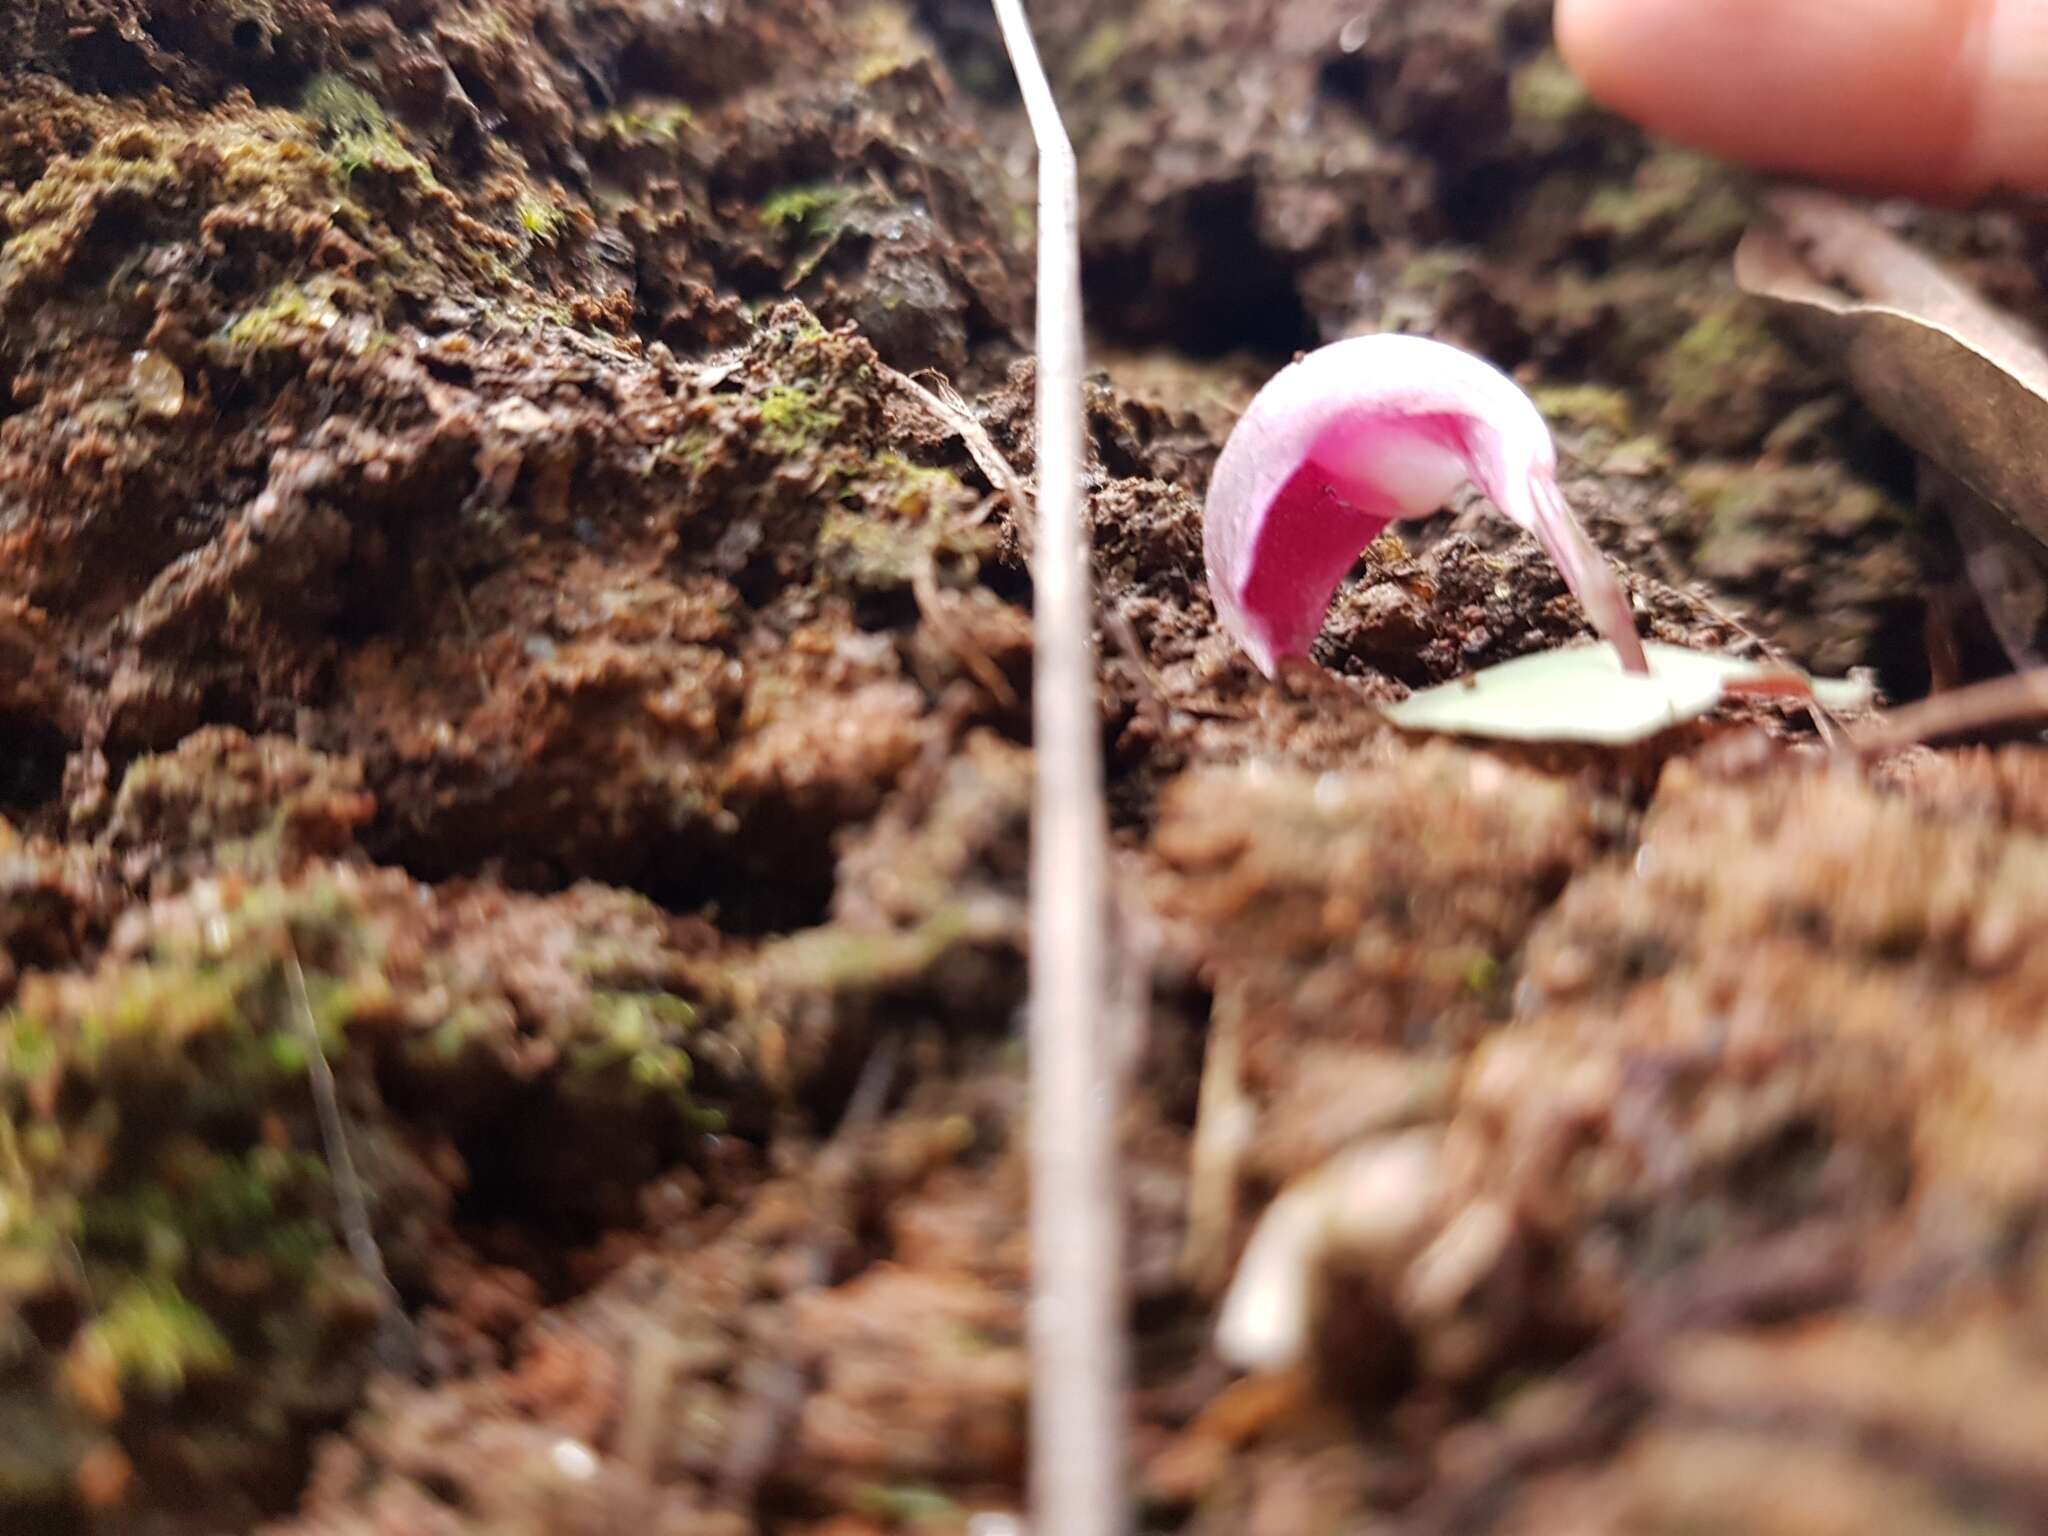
[6,2,2048,1533]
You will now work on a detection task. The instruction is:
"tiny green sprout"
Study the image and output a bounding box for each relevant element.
[517,196,568,245]
[759,182,855,237]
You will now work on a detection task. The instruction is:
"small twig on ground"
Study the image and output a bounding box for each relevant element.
[988,0,1131,1532]
[883,362,1037,550]
[1852,668,2048,757]
[1182,985,1250,1298]
[1104,606,1170,728]
[438,558,493,705]
[913,550,1020,708]
[715,1039,901,1513]
[1672,584,1852,746]
[284,942,410,1363]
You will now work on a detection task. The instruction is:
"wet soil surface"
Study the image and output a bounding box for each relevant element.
[5,1,2048,1532]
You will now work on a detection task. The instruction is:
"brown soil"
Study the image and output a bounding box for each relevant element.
[4,1,2048,1533]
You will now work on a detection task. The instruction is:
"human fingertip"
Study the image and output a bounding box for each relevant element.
[1552,0,2048,202]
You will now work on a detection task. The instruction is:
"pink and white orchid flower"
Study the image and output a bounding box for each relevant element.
[1203,334,1648,678]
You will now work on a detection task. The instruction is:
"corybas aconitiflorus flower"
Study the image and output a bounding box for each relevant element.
[1203,334,1649,678]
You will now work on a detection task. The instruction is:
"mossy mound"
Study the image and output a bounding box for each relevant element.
[0,860,751,1529]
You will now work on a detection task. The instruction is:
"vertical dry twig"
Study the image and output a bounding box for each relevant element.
[284,943,411,1367]
[715,1040,901,1512]
[987,2,1131,1532]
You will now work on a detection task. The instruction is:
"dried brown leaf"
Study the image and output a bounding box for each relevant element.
[1735,188,2048,552]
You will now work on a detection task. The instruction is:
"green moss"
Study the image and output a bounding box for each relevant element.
[854,51,912,86]
[408,960,718,1122]
[851,1483,965,1527]
[817,455,984,595]
[595,102,697,144]
[1529,383,1633,437]
[94,964,242,1058]
[1397,248,1475,292]
[3,1016,54,1085]
[759,181,856,237]
[0,860,751,1517]
[81,1280,232,1395]
[1652,297,1795,432]
[1460,950,1502,998]
[0,133,180,298]
[516,195,568,245]
[754,906,982,994]
[217,280,343,351]
[1689,464,1910,554]
[0,221,74,274]
[77,1144,332,1275]
[1584,149,1750,254]
[868,452,967,514]
[848,2,930,85]
[817,507,926,593]
[1666,302,1766,373]
[757,382,844,452]
[1071,20,1126,81]
[576,990,699,1101]
[0,104,417,315]
[301,74,384,136]
[658,427,718,473]
[301,72,433,186]
[1584,167,1674,240]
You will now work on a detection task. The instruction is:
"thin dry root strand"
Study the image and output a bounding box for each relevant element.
[913,550,1019,707]
[714,1040,902,1514]
[285,942,412,1367]
[884,362,1037,550]
[1854,669,2048,756]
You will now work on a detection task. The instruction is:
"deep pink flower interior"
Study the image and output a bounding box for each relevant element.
[1237,411,1470,665]
[1238,465,1390,663]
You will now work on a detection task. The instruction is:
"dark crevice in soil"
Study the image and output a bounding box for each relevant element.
[0,712,70,815]
[63,30,156,93]
[361,816,840,941]
[436,1109,711,1289]
[906,0,1016,104]
[640,842,841,939]
[1084,184,1320,359]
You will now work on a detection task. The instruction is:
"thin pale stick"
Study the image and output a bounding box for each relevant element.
[1853,669,2048,756]
[987,1,1129,1533]
[888,363,1037,547]
[285,942,411,1370]
[716,1040,901,1512]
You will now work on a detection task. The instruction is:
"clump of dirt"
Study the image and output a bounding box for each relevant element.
[1153,743,1611,1074]
[0,828,119,1006]
[1133,754,2048,1532]
[1495,1300,2048,1535]
[79,727,377,876]
[272,1067,1038,1535]
[0,843,770,1529]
